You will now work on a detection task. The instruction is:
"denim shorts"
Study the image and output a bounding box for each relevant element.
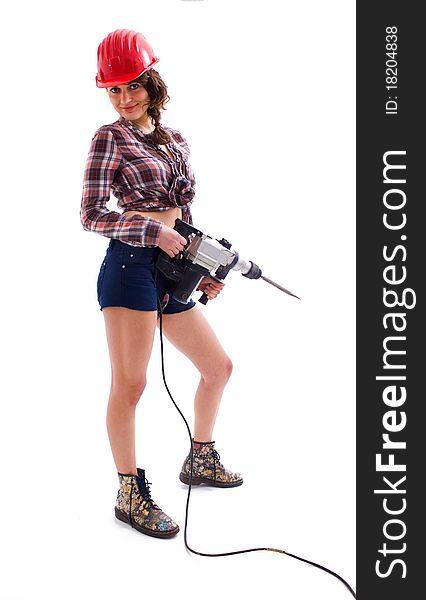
[97,239,197,315]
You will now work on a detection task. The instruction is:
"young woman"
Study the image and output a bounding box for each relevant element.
[80,29,243,539]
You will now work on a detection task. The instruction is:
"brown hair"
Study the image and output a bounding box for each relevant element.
[130,68,171,145]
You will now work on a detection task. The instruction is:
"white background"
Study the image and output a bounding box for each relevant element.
[0,1,355,598]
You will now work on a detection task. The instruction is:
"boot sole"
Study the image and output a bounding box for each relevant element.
[115,507,180,538]
[179,472,243,488]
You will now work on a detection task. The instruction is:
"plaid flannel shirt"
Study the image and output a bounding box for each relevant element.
[80,116,196,247]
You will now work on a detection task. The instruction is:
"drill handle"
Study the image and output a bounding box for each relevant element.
[173,218,203,240]
[197,273,226,305]
[198,293,209,305]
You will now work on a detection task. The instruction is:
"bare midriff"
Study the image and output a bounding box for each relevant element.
[122,206,183,229]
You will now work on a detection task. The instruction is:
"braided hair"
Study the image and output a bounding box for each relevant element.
[131,69,171,145]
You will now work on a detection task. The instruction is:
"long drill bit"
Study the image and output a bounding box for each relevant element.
[260,275,301,300]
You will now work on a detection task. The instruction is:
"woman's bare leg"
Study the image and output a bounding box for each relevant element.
[102,307,158,475]
[157,306,233,443]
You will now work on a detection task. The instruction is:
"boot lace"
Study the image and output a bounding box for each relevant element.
[211,448,224,469]
[137,477,160,510]
[211,447,224,482]
[128,476,160,528]
[190,443,224,482]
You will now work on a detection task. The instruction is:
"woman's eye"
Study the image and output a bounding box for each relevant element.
[108,84,139,94]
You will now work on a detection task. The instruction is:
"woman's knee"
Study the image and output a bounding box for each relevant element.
[224,356,233,379]
[202,354,233,386]
[110,375,147,406]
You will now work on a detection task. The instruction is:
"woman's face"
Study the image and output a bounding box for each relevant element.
[106,81,151,122]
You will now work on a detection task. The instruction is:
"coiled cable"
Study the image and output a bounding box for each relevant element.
[154,270,356,598]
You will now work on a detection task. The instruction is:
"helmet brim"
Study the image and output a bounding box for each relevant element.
[95,57,159,88]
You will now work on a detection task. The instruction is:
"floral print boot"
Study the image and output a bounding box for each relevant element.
[179,439,243,488]
[115,467,179,538]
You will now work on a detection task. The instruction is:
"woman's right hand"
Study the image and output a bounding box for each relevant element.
[157,223,187,257]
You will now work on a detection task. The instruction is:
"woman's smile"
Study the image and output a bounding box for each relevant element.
[107,82,151,123]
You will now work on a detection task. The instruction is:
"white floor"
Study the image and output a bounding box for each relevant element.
[1,297,355,599]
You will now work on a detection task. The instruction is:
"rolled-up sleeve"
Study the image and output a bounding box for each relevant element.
[80,127,163,247]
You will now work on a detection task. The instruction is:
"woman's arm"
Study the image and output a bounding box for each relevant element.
[80,127,163,247]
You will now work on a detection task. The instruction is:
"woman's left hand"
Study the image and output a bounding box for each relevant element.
[196,276,225,300]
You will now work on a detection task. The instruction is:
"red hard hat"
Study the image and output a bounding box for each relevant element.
[96,29,159,88]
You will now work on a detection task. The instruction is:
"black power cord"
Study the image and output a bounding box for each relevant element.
[154,271,356,599]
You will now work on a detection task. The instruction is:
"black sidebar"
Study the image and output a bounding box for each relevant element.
[357,1,424,599]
